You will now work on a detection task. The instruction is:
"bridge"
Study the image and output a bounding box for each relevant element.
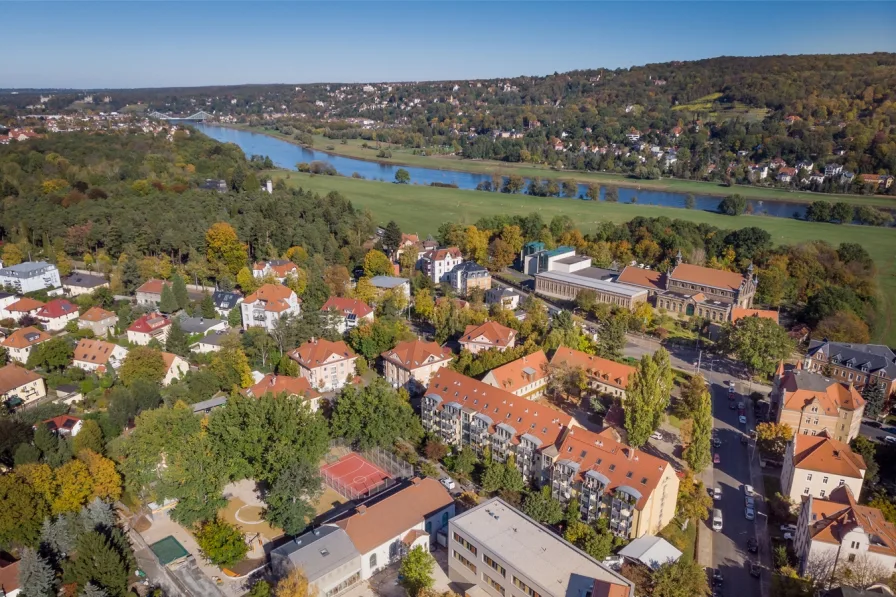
[148,110,213,122]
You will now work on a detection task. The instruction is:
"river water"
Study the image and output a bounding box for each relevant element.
[195,124,812,219]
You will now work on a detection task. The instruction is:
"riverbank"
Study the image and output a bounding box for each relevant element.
[270,170,896,346]
[235,123,896,209]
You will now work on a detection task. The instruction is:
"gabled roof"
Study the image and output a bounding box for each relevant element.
[42,414,80,433]
[381,339,452,370]
[2,326,51,349]
[128,313,171,334]
[74,338,126,367]
[669,263,747,292]
[320,297,373,319]
[244,283,298,312]
[6,297,45,312]
[161,352,183,372]
[61,273,107,289]
[425,368,571,448]
[792,433,865,478]
[424,247,462,262]
[244,374,321,401]
[212,290,243,310]
[482,350,549,394]
[616,267,664,291]
[0,553,20,596]
[807,340,896,379]
[460,321,516,348]
[80,306,116,322]
[807,487,896,556]
[290,338,357,369]
[550,346,636,391]
[334,478,453,554]
[0,363,42,394]
[136,279,170,295]
[253,259,297,277]
[731,307,779,325]
[36,298,77,319]
[780,370,865,415]
[269,525,359,583]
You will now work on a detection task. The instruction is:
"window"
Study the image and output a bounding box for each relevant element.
[513,576,542,597]
[839,479,846,486]
[369,553,377,569]
[823,477,829,484]
[806,474,813,481]
[803,487,810,495]
[483,554,506,577]
[453,532,477,555]
[820,490,826,498]
[848,554,856,563]
[453,550,476,573]
[851,541,860,549]
[483,573,505,596]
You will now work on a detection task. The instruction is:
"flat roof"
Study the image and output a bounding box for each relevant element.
[369,276,408,288]
[536,271,646,297]
[451,499,632,597]
[554,255,591,265]
[150,536,189,565]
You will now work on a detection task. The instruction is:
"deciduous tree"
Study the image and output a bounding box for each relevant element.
[523,486,564,524]
[264,460,321,536]
[721,316,793,378]
[195,518,248,567]
[329,379,423,450]
[0,474,48,548]
[206,222,248,275]
[363,250,393,277]
[755,422,794,456]
[274,568,317,597]
[399,546,435,597]
[119,347,167,387]
[682,376,712,473]
[652,558,709,597]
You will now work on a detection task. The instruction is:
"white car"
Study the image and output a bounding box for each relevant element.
[713,487,722,501]
[780,524,797,534]
[745,496,755,509]
[739,415,747,425]
[440,477,456,491]
[744,484,755,497]
[650,431,663,441]
[783,532,794,541]
[745,507,755,521]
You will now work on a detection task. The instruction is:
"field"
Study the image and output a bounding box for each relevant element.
[245,125,896,209]
[273,171,896,345]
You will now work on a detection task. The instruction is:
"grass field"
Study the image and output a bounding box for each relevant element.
[244,125,896,209]
[274,171,896,346]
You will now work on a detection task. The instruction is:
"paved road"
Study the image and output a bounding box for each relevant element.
[860,421,896,443]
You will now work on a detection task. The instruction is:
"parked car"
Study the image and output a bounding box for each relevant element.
[602,555,624,570]
[440,477,456,491]
[713,453,721,464]
[713,437,722,448]
[713,487,722,501]
[737,402,745,410]
[745,496,755,509]
[745,484,755,497]
[865,420,883,429]
[729,401,736,410]
[650,431,663,441]
[750,562,761,578]
[747,537,758,553]
[713,569,723,585]
[739,415,747,425]
[780,523,797,533]
[885,436,896,445]
[712,509,723,532]
[745,507,755,520]
[783,532,794,541]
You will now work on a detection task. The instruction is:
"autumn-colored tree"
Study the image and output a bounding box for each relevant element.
[351,277,378,304]
[414,288,435,321]
[14,463,55,505]
[756,422,794,456]
[119,347,168,387]
[52,459,93,514]
[206,222,248,275]
[323,265,351,296]
[236,266,258,293]
[78,449,122,502]
[462,225,490,265]
[211,333,254,389]
[488,238,516,271]
[275,568,318,597]
[283,246,309,265]
[1,243,24,266]
[362,249,393,277]
[815,311,871,344]
[285,269,308,296]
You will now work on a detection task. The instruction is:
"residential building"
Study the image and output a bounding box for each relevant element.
[135,279,171,306]
[190,331,228,354]
[0,552,20,597]
[0,293,18,315]
[270,526,363,597]
[321,297,374,334]
[289,338,358,392]
[548,426,679,538]
[41,415,82,437]
[211,290,243,317]
[61,272,109,296]
[459,321,517,354]
[795,486,896,581]
[773,368,865,443]
[481,350,549,399]
[35,298,79,331]
[804,340,896,397]
[485,287,522,310]
[191,394,228,415]
[161,352,189,386]
[252,259,298,282]
[380,339,453,393]
[448,498,634,597]
[824,163,844,178]
[2,326,51,364]
[73,338,129,374]
[550,346,636,399]
[127,313,172,346]
[448,262,492,295]
[858,174,895,191]
[244,373,323,411]
[368,276,410,299]
[0,363,46,407]
[0,261,61,293]
[78,306,118,337]
[781,432,866,502]
[175,315,227,336]
[331,478,455,580]
[240,283,301,332]
[421,247,463,283]
[777,167,798,183]
[423,369,572,484]
[3,297,45,321]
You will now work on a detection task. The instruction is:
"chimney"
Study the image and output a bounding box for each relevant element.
[356,505,367,515]
[411,477,422,485]
[626,447,634,460]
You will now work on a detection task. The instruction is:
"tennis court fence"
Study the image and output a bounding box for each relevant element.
[320,467,395,501]
[327,439,415,480]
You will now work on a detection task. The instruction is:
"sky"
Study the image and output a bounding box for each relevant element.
[2,1,896,89]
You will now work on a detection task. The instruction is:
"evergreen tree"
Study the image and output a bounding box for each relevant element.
[159,284,177,314]
[598,313,627,360]
[165,320,189,356]
[73,420,105,456]
[862,382,887,419]
[172,273,189,311]
[65,531,131,596]
[80,583,110,597]
[200,293,217,319]
[14,443,41,465]
[682,377,713,473]
[227,306,243,328]
[382,220,403,255]
[119,259,142,294]
[18,548,57,597]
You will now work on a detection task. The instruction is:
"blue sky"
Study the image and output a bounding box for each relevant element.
[2,1,895,88]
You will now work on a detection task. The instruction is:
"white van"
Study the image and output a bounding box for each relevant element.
[712,509,723,532]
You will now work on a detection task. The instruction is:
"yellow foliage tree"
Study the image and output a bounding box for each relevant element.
[285,269,308,296]
[41,178,69,194]
[275,568,318,597]
[206,222,248,275]
[499,225,524,254]
[78,449,122,502]
[52,460,93,514]
[414,288,435,321]
[14,463,55,505]
[351,277,378,305]
[236,267,259,293]
[55,251,72,276]
[462,225,490,265]
[633,301,654,327]
[283,246,309,265]
[362,249,393,277]
[1,243,24,266]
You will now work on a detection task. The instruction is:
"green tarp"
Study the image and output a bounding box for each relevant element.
[149,535,189,565]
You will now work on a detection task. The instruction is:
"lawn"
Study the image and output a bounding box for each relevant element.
[659,517,698,561]
[247,126,896,209]
[274,171,896,346]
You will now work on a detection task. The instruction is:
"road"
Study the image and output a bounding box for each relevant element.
[860,421,896,444]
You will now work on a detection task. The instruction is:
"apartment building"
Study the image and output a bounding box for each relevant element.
[127,313,172,346]
[1,326,51,364]
[459,321,517,354]
[423,369,572,485]
[481,350,549,399]
[550,346,636,399]
[380,339,453,393]
[0,261,61,293]
[448,261,492,295]
[774,368,865,443]
[35,298,79,331]
[548,426,679,538]
[320,297,374,334]
[485,287,522,311]
[244,373,323,411]
[72,338,129,374]
[78,306,118,337]
[804,340,896,397]
[781,432,866,502]
[0,363,46,407]
[289,338,358,392]
[240,283,302,332]
[421,247,463,284]
[61,272,109,297]
[252,259,298,282]
[448,499,634,597]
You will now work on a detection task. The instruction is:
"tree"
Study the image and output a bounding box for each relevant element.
[18,548,57,597]
[815,311,871,344]
[861,382,887,420]
[159,284,178,313]
[52,459,94,514]
[237,266,258,293]
[195,518,248,568]
[721,316,793,378]
[676,470,713,524]
[414,288,435,321]
[585,183,600,201]
[73,420,105,456]
[206,222,248,275]
[210,333,254,389]
[200,293,217,319]
[363,249,393,277]
[604,186,619,202]
[249,580,272,597]
[66,530,133,596]
[274,568,318,597]
[652,558,709,597]
[445,447,478,478]
[119,347,167,387]
[165,319,190,356]
[399,545,435,597]
[26,337,74,372]
[831,201,855,224]
[79,583,110,597]
[264,460,322,536]
[78,449,122,502]
[523,486,564,524]
[382,220,403,255]
[172,273,189,310]
[755,422,794,456]
[598,312,627,360]
[624,350,673,448]
[0,474,48,548]
[718,194,747,216]
[228,305,243,328]
[850,436,879,486]
[395,168,410,184]
[682,376,712,473]
[806,200,832,222]
[329,379,423,450]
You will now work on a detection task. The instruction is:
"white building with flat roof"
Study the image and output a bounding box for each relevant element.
[535,270,648,309]
[448,498,633,597]
[0,261,61,293]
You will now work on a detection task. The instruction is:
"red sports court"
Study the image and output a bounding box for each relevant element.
[320,453,392,498]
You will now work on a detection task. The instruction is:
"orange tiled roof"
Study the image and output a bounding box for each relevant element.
[289,338,356,369]
[483,350,549,394]
[550,346,636,391]
[320,296,373,319]
[381,339,452,370]
[807,487,896,556]
[425,368,571,448]
[42,414,80,433]
[2,326,50,349]
[73,338,123,367]
[135,279,170,295]
[792,433,865,478]
[0,363,41,394]
[460,321,516,348]
[244,374,321,400]
[6,297,45,312]
[616,267,664,291]
[252,260,297,277]
[244,283,298,312]
[80,306,115,322]
[426,247,462,261]
[669,263,746,291]
[780,371,865,416]
[731,308,779,325]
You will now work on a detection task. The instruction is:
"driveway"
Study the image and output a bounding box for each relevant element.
[342,547,453,597]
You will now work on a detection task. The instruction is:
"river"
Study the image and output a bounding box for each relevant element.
[195,124,813,219]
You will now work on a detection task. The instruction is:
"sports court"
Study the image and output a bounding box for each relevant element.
[320,453,393,500]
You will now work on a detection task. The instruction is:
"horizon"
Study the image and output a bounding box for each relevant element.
[2,1,895,88]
